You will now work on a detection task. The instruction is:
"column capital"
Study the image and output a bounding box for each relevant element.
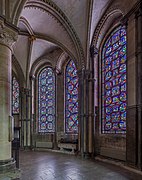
[77,68,85,79]
[0,18,18,48]
[134,1,142,18]
[90,45,98,59]
[30,75,36,81]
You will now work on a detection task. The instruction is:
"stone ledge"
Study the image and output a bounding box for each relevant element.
[95,156,142,176]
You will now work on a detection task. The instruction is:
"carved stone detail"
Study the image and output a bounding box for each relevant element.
[0,19,18,48]
[24,0,85,68]
[92,6,123,48]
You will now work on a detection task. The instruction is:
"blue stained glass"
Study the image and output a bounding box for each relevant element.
[38,67,55,133]
[112,32,120,44]
[105,82,112,90]
[113,42,119,50]
[112,51,119,59]
[102,26,127,134]
[12,77,20,114]
[65,60,78,134]
[112,86,120,96]
[105,57,112,64]
[105,71,112,80]
[112,59,119,70]
[106,97,112,105]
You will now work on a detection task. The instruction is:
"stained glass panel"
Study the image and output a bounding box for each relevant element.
[38,67,55,133]
[65,60,78,133]
[102,26,127,133]
[12,77,20,114]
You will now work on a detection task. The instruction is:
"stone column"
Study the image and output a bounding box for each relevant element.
[53,72,59,150]
[56,71,64,146]
[30,75,35,149]
[126,2,142,169]
[84,69,90,157]
[0,18,18,172]
[126,13,137,166]
[20,88,25,148]
[135,3,142,170]
[78,69,85,156]
[21,88,31,148]
[25,88,31,148]
[88,46,98,156]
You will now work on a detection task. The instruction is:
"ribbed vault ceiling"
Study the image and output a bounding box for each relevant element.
[12,0,110,82]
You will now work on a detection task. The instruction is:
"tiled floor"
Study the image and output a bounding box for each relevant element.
[19,150,142,180]
[1,150,142,180]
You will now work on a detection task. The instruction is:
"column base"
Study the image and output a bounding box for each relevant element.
[53,143,60,150]
[0,158,16,173]
[0,158,21,179]
[82,152,92,159]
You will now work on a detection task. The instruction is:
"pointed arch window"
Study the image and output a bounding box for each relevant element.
[102,26,127,134]
[12,76,20,114]
[38,67,55,133]
[65,60,79,134]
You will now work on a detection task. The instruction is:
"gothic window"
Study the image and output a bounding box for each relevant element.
[12,76,20,114]
[102,26,127,134]
[38,67,55,133]
[65,60,79,134]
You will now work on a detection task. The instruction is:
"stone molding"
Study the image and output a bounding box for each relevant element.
[24,0,85,68]
[91,5,123,48]
[12,55,25,87]
[0,18,18,49]
[56,52,69,74]
[19,16,34,35]
[92,1,142,48]
[29,54,58,79]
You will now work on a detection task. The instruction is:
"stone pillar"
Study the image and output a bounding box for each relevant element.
[85,69,90,157]
[25,88,31,148]
[20,88,25,148]
[125,12,137,166]
[0,18,18,172]
[21,88,31,148]
[30,75,35,149]
[56,72,64,144]
[87,46,98,156]
[53,72,59,149]
[135,3,142,170]
[78,69,85,156]
[126,2,142,169]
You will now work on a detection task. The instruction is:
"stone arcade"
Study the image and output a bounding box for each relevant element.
[0,0,142,179]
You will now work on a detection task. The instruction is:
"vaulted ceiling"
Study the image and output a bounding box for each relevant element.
[2,0,111,83]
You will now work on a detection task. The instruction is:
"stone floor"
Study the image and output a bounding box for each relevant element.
[1,150,142,180]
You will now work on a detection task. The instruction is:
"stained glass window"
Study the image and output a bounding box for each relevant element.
[102,26,127,134]
[38,67,55,133]
[12,76,20,114]
[65,60,79,134]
